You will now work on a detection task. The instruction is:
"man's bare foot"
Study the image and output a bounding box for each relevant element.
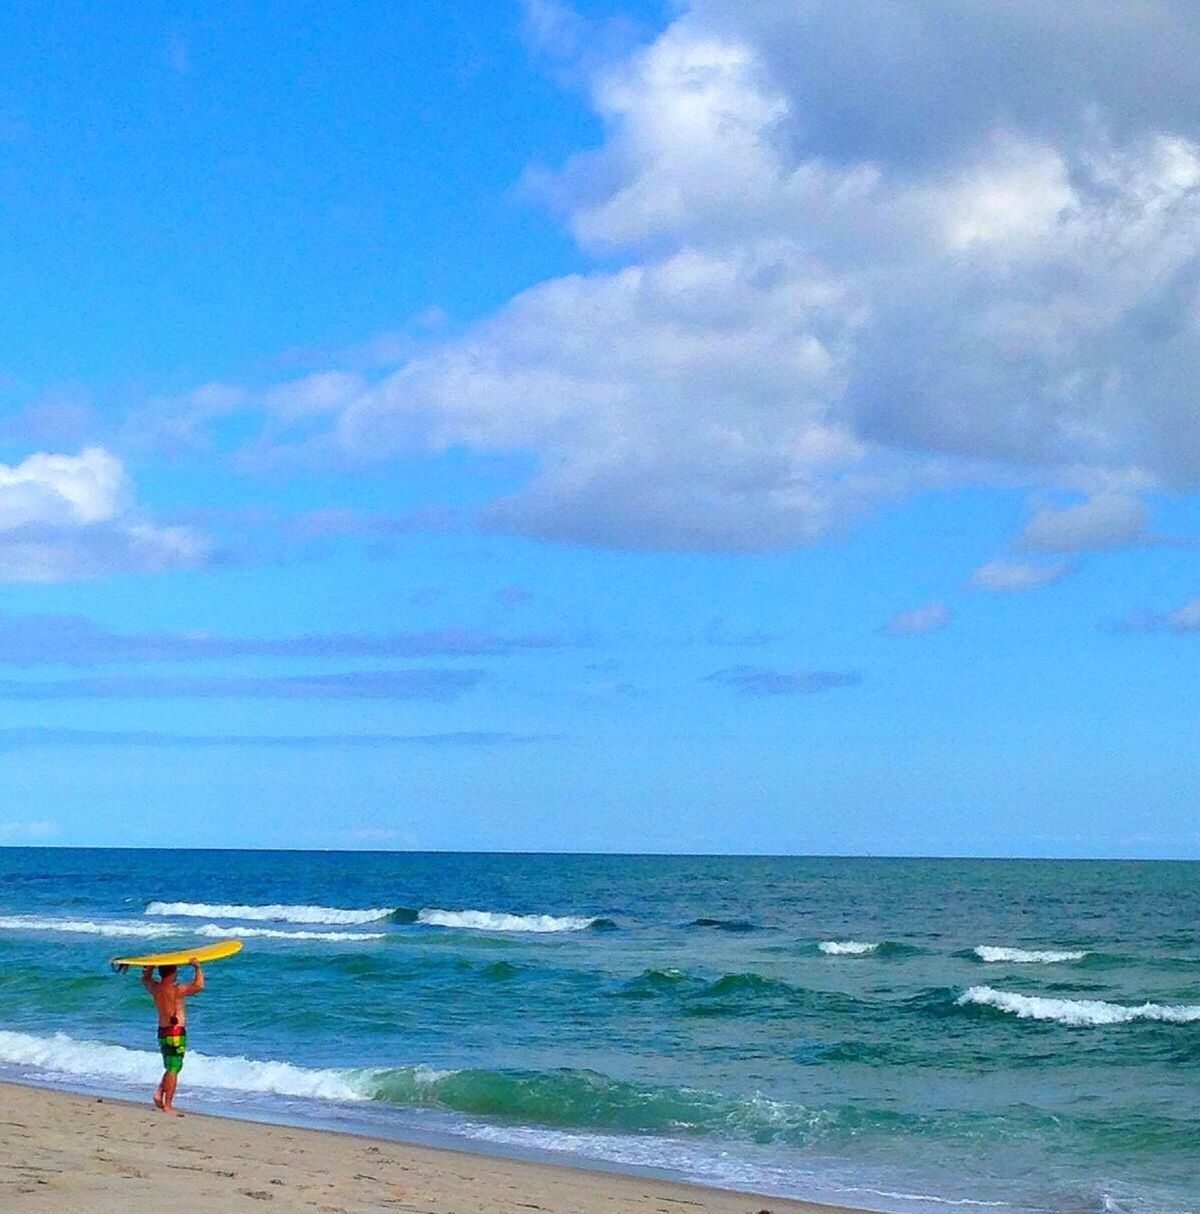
[159,1105,183,1116]
[153,1092,164,1110]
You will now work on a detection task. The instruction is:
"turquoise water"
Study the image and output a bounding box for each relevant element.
[0,851,1196,1213]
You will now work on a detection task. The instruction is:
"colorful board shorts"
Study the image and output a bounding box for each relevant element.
[158,1027,187,1073]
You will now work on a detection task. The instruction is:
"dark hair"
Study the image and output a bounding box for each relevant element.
[158,964,178,979]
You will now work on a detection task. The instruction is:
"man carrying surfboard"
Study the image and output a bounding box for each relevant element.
[141,959,204,1115]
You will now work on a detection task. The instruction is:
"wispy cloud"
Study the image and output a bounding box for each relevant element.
[0,614,565,667]
[0,670,484,701]
[701,617,781,647]
[970,559,1075,592]
[882,602,952,636]
[0,817,58,840]
[705,665,860,696]
[1112,597,1200,634]
[0,727,556,749]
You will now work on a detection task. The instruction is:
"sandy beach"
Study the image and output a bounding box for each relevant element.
[0,1081,855,1214]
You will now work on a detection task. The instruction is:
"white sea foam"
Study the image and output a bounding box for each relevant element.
[192,923,385,943]
[0,915,180,939]
[0,1029,367,1101]
[819,940,878,956]
[416,908,597,933]
[959,986,1200,1026]
[973,946,1088,964]
[145,901,392,925]
[0,914,379,944]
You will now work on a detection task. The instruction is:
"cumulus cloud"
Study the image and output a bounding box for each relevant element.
[1017,493,1149,552]
[970,559,1075,592]
[135,3,1200,554]
[0,448,207,581]
[882,602,952,635]
[705,665,859,696]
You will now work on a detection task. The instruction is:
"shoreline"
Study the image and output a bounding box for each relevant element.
[0,1079,864,1214]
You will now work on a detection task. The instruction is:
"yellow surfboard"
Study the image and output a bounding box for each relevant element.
[111,939,243,972]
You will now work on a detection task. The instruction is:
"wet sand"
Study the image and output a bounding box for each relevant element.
[0,1080,861,1214]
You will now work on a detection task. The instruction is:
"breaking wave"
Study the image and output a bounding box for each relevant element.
[192,924,385,943]
[0,1029,364,1101]
[957,986,1200,1027]
[972,947,1089,964]
[0,916,177,939]
[0,914,380,944]
[819,940,878,956]
[414,908,607,933]
[144,902,608,933]
[0,1028,837,1144]
[145,902,392,925]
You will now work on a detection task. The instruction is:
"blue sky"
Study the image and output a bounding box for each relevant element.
[0,1,1196,856]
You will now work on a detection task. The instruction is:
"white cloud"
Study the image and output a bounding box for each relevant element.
[883,602,952,635]
[1017,493,1148,552]
[0,448,208,582]
[151,3,1200,553]
[0,819,58,841]
[970,559,1074,593]
[0,447,126,530]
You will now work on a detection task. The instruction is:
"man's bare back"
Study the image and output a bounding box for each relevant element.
[148,976,191,1028]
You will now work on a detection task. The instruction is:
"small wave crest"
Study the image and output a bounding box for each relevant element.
[145,901,392,925]
[958,986,1200,1026]
[687,917,760,933]
[819,940,878,956]
[192,923,385,943]
[973,946,1088,964]
[0,914,384,944]
[0,915,179,939]
[415,908,604,933]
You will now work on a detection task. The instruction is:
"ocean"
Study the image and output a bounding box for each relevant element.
[0,850,1195,1214]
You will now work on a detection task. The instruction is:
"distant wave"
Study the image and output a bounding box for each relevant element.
[0,915,176,939]
[0,914,381,944]
[145,901,393,925]
[958,986,1200,1026]
[687,917,760,933]
[144,901,607,933]
[192,923,385,943]
[973,946,1089,964]
[819,940,878,956]
[414,908,606,933]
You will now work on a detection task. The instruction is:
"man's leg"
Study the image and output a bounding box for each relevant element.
[153,1072,166,1109]
[160,1069,181,1114]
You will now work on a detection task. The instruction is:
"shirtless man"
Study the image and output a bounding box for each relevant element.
[141,960,204,1114]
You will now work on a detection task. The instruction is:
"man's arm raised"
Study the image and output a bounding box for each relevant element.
[141,966,156,992]
[178,960,205,997]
